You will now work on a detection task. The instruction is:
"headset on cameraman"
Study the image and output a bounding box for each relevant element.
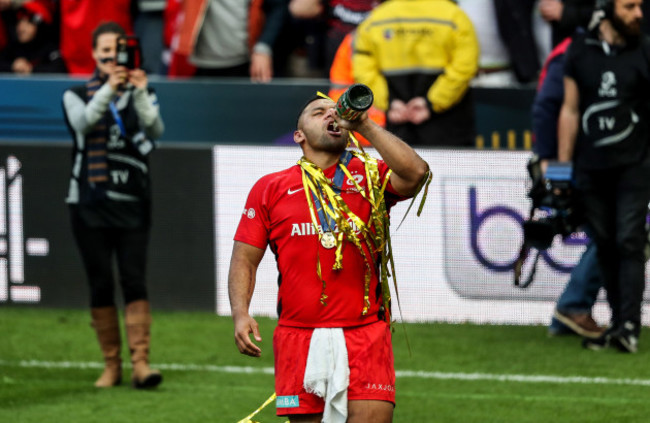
[596,0,614,20]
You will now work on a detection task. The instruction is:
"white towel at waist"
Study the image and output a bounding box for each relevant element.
[303,328,350,423]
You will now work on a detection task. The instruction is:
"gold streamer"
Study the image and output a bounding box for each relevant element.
[396,169,432,230]
[298,157,376,312]
[236,392,283,423]
[304,90,432,326]
[298,147,401,316]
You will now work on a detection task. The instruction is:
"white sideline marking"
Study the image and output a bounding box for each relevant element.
[2,359,650,387]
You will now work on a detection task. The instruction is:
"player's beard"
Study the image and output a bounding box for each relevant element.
[318,132,349,154]
[611,13,642,44]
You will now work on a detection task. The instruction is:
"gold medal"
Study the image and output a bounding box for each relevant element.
[320,231,337,249]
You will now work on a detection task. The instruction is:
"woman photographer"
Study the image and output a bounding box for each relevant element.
[62,21,164,388]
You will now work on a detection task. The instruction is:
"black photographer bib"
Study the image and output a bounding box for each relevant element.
[565,31,650,170]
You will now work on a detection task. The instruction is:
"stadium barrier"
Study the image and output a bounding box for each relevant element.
[0,76,533,148]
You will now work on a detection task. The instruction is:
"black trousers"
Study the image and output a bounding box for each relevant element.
[71,215,150,308]
[576,160,650,334]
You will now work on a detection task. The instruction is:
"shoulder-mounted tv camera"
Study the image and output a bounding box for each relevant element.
[514,155,583,287]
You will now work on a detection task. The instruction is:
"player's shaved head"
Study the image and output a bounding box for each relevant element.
[296,95,329,130]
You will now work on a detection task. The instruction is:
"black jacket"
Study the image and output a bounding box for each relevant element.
[62,79,164,227]
[565,30,650,170]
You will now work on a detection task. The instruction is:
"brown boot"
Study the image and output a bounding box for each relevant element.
[90,306,122,388]
[125,300,162,389]
[553,309,605,339]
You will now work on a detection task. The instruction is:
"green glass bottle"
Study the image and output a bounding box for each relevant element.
[335,84,374,121]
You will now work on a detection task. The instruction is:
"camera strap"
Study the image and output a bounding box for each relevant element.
[514,246,541,288]
[514,208,540,288]
[109,101,126,137]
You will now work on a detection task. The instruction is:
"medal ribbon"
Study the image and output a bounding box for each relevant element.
[301,151,353,306]
[311,150,353,233]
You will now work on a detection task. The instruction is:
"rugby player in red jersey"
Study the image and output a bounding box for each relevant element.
[229,94,429,422]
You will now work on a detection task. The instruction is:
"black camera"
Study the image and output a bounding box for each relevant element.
[514,155,583,287]
[116,36,142,69]
[522,156,582,250]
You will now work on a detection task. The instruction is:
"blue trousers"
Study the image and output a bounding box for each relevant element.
[549,238,602,332]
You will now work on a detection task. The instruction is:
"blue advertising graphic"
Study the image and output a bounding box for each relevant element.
[443,175,650,302]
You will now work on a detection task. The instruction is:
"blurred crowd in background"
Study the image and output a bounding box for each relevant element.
[9,0,650,150]
[0,0,596,87]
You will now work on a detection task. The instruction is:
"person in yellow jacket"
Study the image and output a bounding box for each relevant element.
[353,0,479,147]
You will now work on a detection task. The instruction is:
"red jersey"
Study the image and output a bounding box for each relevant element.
[234,155,405,328]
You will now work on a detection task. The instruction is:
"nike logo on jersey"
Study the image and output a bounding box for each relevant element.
[287,187,304,195]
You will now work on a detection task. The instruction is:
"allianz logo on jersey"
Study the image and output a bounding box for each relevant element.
[290,219,361,237]
[598,71,617,97]
[0,156,48,304]
[441,176,587,302]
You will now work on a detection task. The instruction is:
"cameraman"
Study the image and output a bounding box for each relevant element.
[62,22,164,387]
[532,34,604,340]
[558,0,650,353]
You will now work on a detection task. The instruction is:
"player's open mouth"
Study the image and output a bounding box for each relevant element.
[327,121,342,136]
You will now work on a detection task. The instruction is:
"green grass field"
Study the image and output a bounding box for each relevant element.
[1,307,649,423]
